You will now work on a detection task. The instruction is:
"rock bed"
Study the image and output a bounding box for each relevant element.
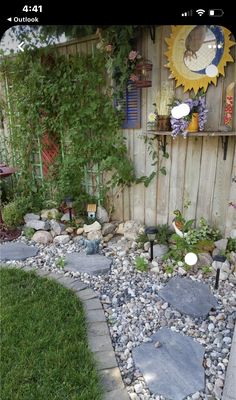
[2,235,236,400]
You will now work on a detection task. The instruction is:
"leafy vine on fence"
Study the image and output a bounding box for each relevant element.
[0,48,137,213]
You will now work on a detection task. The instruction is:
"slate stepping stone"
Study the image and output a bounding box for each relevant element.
[133,327,205,400]
[0,243,39,261]
[65,253,112,276]
[159,276,217,317]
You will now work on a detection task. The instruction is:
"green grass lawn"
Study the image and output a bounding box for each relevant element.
[0,267,103,400]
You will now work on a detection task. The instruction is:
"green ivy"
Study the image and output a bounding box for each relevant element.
[0,47,137,213]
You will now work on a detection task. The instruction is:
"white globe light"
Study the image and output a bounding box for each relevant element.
[180,103,191,117]
[171,103,190,119]
[205,64,218,77]
[184,252,198,266]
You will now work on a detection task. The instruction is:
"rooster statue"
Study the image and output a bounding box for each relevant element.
[173,210,185,230]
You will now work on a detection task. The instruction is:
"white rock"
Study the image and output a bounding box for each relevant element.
[208,323,215,332]
[116,222,125,235]
[134,383,143,394]
[151,266,160,274]
[76,227,84,235]
[83,221,101,233]
[151,260,159,267]
[53,235,70,244]
[123,220,143,241]
[230,229,236,239]
[103,233,113,243]
[24,213,40,223]
[31,230,53,244]
[144,242,150,251]
[178,267,187,275]
[192,392,200,400]
[87,230,102,240]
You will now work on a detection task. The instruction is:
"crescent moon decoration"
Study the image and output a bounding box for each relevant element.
[165,25,235,94]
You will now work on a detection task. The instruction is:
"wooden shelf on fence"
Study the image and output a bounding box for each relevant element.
[145,131,235,160]
[145,131,236,136]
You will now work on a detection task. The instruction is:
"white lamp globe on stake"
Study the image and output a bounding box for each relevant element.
[184,252,198,266]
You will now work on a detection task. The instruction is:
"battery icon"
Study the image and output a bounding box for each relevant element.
[209,9,224,16]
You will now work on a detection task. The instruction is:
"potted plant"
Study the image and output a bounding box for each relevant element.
[170,91,208,138]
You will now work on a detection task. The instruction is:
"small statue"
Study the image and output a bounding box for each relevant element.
[79,238,100,255]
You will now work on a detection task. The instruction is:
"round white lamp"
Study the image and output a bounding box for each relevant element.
[184,252,198,266]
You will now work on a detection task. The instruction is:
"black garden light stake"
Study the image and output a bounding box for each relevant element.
[213,255,227,289]
[65,196,73,222]
[145,226,158,261]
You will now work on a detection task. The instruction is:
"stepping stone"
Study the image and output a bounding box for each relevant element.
[0,243,38,261]
[159,276,217,317]
[133,327,205,400]
[65,253,112,276]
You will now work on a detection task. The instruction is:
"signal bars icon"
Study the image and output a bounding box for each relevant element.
[181,10,193,16]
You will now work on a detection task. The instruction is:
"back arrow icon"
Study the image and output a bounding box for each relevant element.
[18,41,24,52]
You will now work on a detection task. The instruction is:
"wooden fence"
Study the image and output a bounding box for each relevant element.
[1,29,235,235]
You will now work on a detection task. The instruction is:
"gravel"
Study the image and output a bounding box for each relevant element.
[3,234,236,400]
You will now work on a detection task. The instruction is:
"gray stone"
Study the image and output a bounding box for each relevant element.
[31,230,53,244]
[80,238,100,255]
[53,234,70,244]
[94,350,118,370]
[230,229,236,239]
[103,388,129,400]
[61,212,71,222]
[159,277,217,317]
[88,334,113,353]
[87,230,102,240]
[123,220,143,241]
[153,244,169,258]
[96,206,109,224]
[214,239,228,251]
[0,243,38,261]
[102,223,116,236]
[65,253,112,275]
[100,367,124,392]
[23,213,40,223]
[132,327,205,400]
[197,253,213,267]
[26,220,50,231]
[50,220,64,235]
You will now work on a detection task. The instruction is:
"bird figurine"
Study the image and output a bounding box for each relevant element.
[184,25,207,61]
[173,209,185,231]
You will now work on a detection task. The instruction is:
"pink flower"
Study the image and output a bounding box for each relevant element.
[105,44,113,53]
[128,51,138,61]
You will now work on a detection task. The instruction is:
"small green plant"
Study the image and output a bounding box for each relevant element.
[135,256,148,272]
[56,257,66,269]
[136,232,149,249]
[201,265,212,274]
[164,264,174,274]
[226,238,236,252]
[156,224,172,245]
[163,234,197,263]
[23,227,35,240]
[185,217,221,245]
[2,199,25,228]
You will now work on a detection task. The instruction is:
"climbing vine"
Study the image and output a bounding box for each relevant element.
[0,47,136,213]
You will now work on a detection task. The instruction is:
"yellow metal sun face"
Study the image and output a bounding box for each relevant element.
[165,25,235,94]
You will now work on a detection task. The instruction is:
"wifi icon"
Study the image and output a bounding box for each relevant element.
[196,9,205,16]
